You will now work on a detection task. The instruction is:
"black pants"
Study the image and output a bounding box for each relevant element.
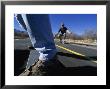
[59,33,66,43]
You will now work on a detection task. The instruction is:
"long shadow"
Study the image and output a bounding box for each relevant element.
[14,50,97,76]
[64,66,97,76]
[14,49,30,76]
[48,52,97,76]
[44,59,97,76]
[57,52,97,61]
[45,52,97,76]
[49,66,97,76]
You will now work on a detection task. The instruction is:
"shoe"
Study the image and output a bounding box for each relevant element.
[31,54,58,76]
[31,54,63,76]
[31,60,46,76]
[19,54,63,76]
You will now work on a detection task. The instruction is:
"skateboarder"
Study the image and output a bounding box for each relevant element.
[55,23,72,44]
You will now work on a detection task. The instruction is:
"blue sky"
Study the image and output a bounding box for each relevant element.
[14,14,97,35]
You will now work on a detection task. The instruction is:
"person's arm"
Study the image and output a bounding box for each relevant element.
[66,30,72,34]
[66,27,72,34]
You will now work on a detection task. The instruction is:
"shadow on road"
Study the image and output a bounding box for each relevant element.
[14,50,30,76]
[14,50,97,76]
[53,66,97,76]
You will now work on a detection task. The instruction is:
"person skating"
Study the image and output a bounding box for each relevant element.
[55,23,72,44]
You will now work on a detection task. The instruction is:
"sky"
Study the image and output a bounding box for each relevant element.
[14,14,97,35]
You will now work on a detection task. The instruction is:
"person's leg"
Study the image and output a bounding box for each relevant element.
[59,34,63,43]
[63,33,66,44]
[60,34,65,44]
[21,14,57,61]
[16,14,57,75]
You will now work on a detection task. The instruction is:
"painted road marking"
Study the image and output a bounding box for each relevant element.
[56,45,97,63]
[56,45,85,57]
[92,61,97,63]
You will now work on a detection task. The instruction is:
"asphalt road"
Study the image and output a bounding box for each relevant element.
[14,38,97,76]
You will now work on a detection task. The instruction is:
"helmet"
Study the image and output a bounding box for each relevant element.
[61,22,64,26]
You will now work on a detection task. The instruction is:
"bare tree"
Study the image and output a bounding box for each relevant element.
[83,29,97,41]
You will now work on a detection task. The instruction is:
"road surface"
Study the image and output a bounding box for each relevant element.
[14,38,97,76]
